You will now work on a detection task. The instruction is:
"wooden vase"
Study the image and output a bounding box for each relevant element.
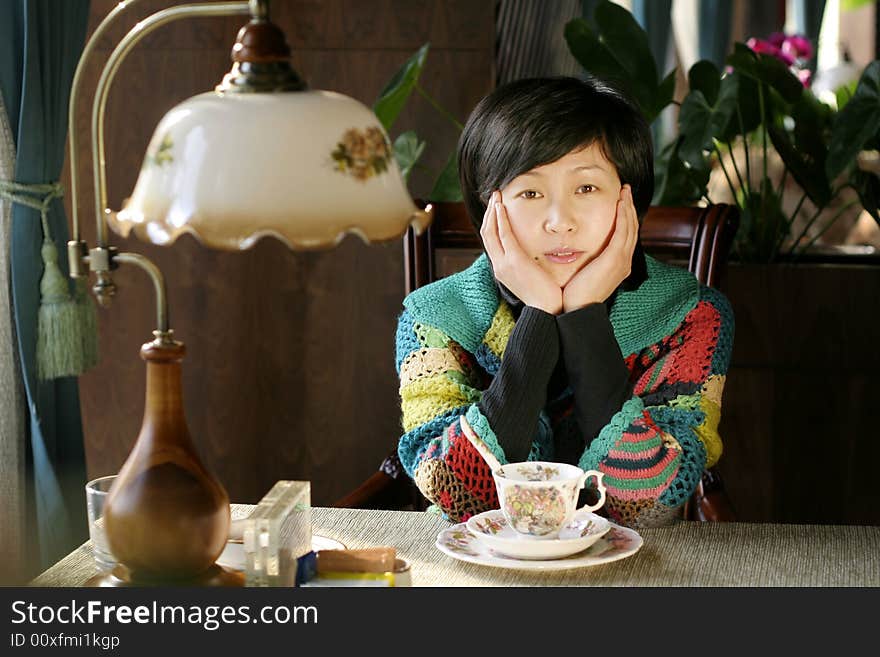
[95,338,235,585]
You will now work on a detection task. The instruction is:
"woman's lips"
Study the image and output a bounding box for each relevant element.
[544,250,583,264]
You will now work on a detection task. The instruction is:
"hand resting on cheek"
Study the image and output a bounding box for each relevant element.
[561,184,639,313]
[481,190,564,315]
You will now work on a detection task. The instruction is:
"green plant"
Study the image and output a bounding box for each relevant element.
[564,0,880,262]
[372,43,463,202]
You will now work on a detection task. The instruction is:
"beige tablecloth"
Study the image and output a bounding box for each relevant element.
[31,506,880,587]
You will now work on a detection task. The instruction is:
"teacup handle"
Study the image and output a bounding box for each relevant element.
[576,470,606,513]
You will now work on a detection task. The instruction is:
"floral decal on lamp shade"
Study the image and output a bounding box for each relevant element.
[143,133,174,169]
[331,126,392,181]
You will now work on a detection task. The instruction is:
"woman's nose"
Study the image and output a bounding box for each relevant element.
[544,207,577,233]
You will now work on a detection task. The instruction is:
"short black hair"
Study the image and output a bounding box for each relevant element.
[458,76,654,232]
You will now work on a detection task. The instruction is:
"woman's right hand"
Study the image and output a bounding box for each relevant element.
[480,191,563,315]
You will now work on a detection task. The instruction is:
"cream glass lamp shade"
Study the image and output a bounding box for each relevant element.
[112,89,431,250]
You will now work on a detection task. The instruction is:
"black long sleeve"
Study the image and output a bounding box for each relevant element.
[477,306,559,463]
[557,303,632,444]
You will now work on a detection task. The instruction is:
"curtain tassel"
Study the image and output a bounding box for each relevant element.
[0,180,98,380]
[36,236,82,380]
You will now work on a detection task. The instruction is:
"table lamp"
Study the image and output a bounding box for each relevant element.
[68,0,432,586]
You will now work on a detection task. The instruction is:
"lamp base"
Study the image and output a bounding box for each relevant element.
[86,564,244,588]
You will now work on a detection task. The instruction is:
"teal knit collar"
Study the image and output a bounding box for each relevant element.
[403,253,699,357]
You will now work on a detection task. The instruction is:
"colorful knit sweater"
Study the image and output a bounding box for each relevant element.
[395,253,734,529]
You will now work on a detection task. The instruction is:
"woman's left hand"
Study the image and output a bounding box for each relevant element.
[561,185,639,313]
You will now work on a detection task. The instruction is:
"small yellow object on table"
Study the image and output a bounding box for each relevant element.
[306,547,411,587]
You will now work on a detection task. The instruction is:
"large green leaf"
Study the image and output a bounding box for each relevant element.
[563,19,649,120]
[835,79,858,110]
[853,168,880,224]
[792,92,833,166]
[827,61,880,179]
[726,43,761,77]
[757,54,804,105]
[767,123,832,207]
[678,75,739,168]
[564,1,674,127]
[373,43,430,131]
[719,73,761,141]
[593,0,658,88]
[653,138,710,206]
[429,152,462,202]
[392,131,426,181]
[688,60,721,106]
[726,42,803,104]
[564,19,630,86]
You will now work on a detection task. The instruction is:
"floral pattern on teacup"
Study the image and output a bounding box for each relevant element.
[506,463,560,482]
[501,484,570,536]
[331,126,392,181]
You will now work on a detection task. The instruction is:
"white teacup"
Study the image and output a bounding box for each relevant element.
[492,461,606,539]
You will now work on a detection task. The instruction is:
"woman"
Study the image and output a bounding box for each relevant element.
[395,76,734,529]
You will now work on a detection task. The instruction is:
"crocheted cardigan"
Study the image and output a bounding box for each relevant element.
[395,253,734,528]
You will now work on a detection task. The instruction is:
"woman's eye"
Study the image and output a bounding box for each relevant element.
[519,190,541,199]
[577,184,597,194]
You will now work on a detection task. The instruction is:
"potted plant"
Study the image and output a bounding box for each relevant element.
[564,0,880,262]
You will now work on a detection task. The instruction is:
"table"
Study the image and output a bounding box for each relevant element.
[31,507,880,586]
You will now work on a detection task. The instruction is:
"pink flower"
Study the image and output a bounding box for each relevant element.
[775,47,796,66]
[784,34,814,59]
[768,32,786,48]
[748,37,794,65]
[747,37,780,57]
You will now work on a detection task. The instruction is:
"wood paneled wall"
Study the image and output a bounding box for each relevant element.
[719,263,880,525]
[65,0,495,505]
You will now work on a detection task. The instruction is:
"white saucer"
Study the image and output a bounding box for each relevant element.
[216,534,346,572]
[466,509,611,560]
[437,520,642,571]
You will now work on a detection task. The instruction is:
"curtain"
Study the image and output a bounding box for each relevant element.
[0,82,27,586]
[0,0,91,579]
[631,0,674,151]
[698,0,733,68]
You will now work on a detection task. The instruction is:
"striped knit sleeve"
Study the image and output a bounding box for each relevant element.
[576,285,735,528]
[395,306,555,522]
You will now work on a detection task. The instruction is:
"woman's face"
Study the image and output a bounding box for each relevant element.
[499,143,622,288]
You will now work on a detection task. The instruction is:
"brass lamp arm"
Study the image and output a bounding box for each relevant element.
[68,0,141,251]
[113,252,171,336]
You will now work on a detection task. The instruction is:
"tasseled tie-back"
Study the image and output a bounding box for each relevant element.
[0,179,98,380]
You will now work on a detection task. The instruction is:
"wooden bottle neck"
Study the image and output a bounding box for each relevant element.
[139,339,188,437]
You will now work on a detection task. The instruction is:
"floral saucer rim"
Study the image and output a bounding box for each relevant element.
[436,521,642,571]
[465,509,611,560]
